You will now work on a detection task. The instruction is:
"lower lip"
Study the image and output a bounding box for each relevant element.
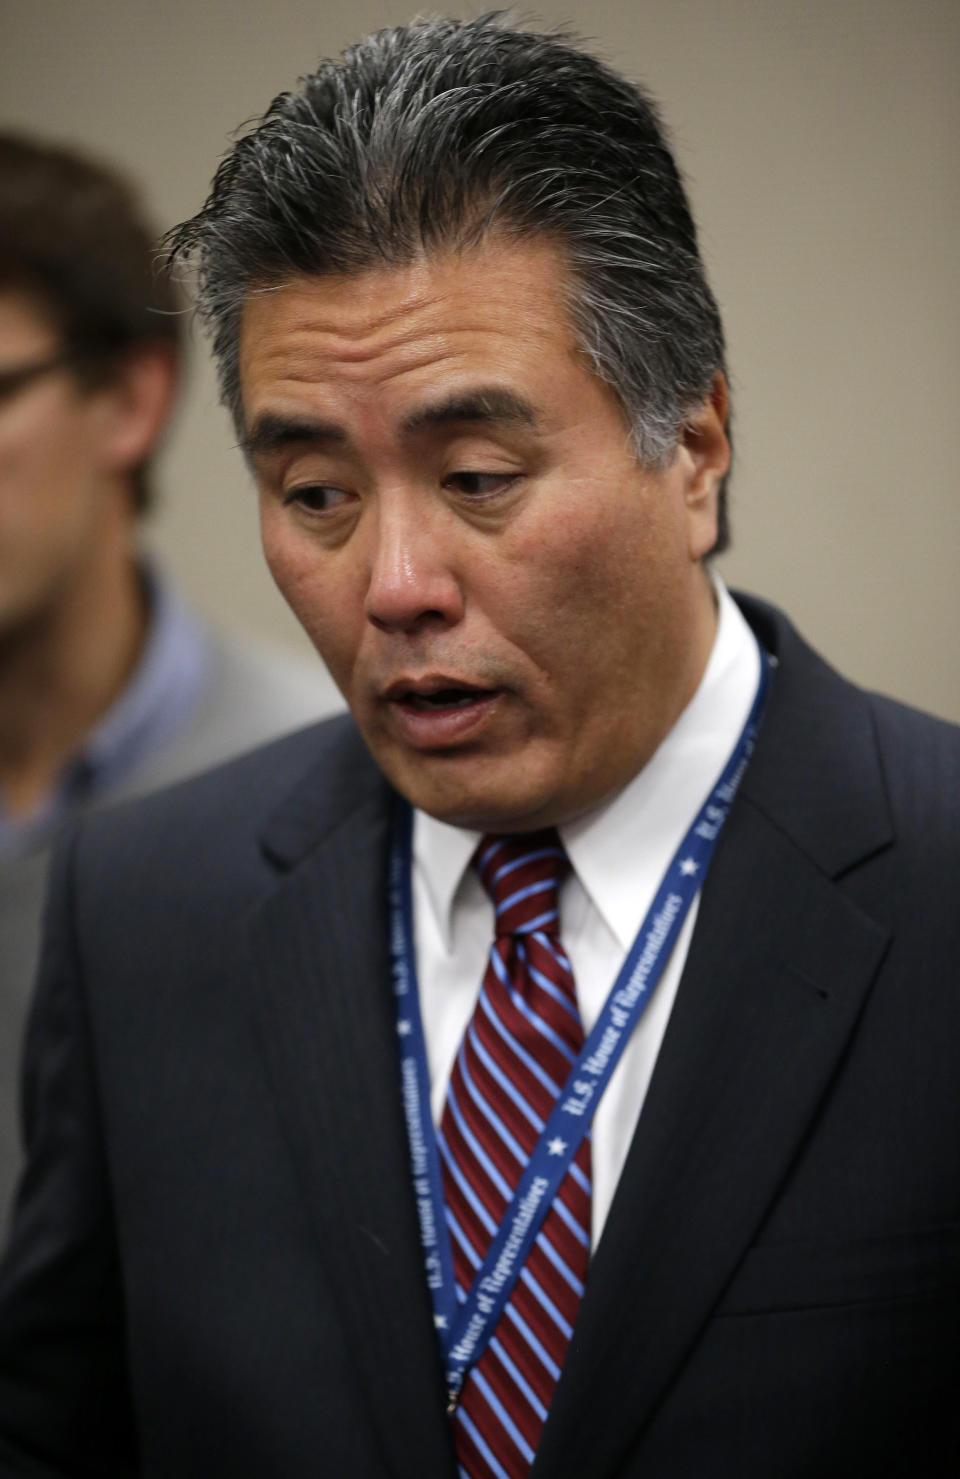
[386,692,500,749]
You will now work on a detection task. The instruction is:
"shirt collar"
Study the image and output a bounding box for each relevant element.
[561,578,760,949]
[413,578,760,952]
[413,809,481,953]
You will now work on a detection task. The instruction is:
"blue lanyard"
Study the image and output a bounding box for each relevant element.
[388,644,772,1410]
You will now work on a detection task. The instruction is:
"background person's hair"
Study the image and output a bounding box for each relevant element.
[0,131,182,514]
[167,13,731,550]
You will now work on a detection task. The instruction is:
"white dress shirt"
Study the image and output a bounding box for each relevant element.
[412,579,761,1247]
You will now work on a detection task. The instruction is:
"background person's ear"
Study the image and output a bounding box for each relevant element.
[93,341,180,481]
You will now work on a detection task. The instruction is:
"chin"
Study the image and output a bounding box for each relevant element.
[403,776,563,835]
[394,779,499,832]
[370,730,569,833]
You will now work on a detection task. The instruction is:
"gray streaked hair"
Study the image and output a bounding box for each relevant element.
[166,13,731,549]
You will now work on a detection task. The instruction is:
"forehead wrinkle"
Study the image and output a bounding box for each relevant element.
[245,272,561,377]
[239,242,586,439]
[248,272,460,363]
[280,312,527,380]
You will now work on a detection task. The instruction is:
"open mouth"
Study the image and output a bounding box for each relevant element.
[383,678,500,745]
[400,686,493,711]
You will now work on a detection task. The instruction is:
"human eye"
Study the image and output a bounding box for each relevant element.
[443,470,519,498]
[282,483,354,514]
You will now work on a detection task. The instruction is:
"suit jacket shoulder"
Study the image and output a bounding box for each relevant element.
[735,589,960,865]
[2,594,959,1479]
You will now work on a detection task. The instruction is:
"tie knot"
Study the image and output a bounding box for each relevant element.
[474,830,568,937]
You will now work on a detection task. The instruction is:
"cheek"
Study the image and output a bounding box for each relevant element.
[504,503,642,656]
[0,423,94,554]
[259,505,319,614]
[0,415,54,513]
[500,484,684,710]
[259,511,295,597]
[259,512,363,678]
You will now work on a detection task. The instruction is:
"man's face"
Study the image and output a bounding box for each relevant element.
[243,237,725,831]
[0,291,115,645]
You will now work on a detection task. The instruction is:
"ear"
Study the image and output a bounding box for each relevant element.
[678,371,730,561]
[95,341,180,480]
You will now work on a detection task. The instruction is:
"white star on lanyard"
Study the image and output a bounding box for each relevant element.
[434,1314,448,1330]
[547,1137,568,1156]
[679,857,699,877]
[397,1019,412,1036]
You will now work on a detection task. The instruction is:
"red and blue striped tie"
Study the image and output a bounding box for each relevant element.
[439,831,591,1478]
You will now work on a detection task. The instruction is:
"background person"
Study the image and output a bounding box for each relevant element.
[0,133,337,1226]
[0,19,957,1477]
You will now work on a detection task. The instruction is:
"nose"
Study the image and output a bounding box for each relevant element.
[363,491,465,634]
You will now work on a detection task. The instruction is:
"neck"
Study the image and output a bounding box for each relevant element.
[0,495,148,819]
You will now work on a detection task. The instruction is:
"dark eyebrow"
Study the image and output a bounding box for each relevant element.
[240,412,347,459]
[240,387,540,460]
[400,387,540,437]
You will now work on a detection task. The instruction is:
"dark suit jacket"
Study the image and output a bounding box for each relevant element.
[0,595,958,1477]
[0,610,334,1233]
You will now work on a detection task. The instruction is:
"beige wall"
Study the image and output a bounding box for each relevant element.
[2,0,958,721]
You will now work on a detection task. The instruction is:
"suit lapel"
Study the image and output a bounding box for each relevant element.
[533,601,895,1479]
[239,601,896,1479]
[246,733,454,1478]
